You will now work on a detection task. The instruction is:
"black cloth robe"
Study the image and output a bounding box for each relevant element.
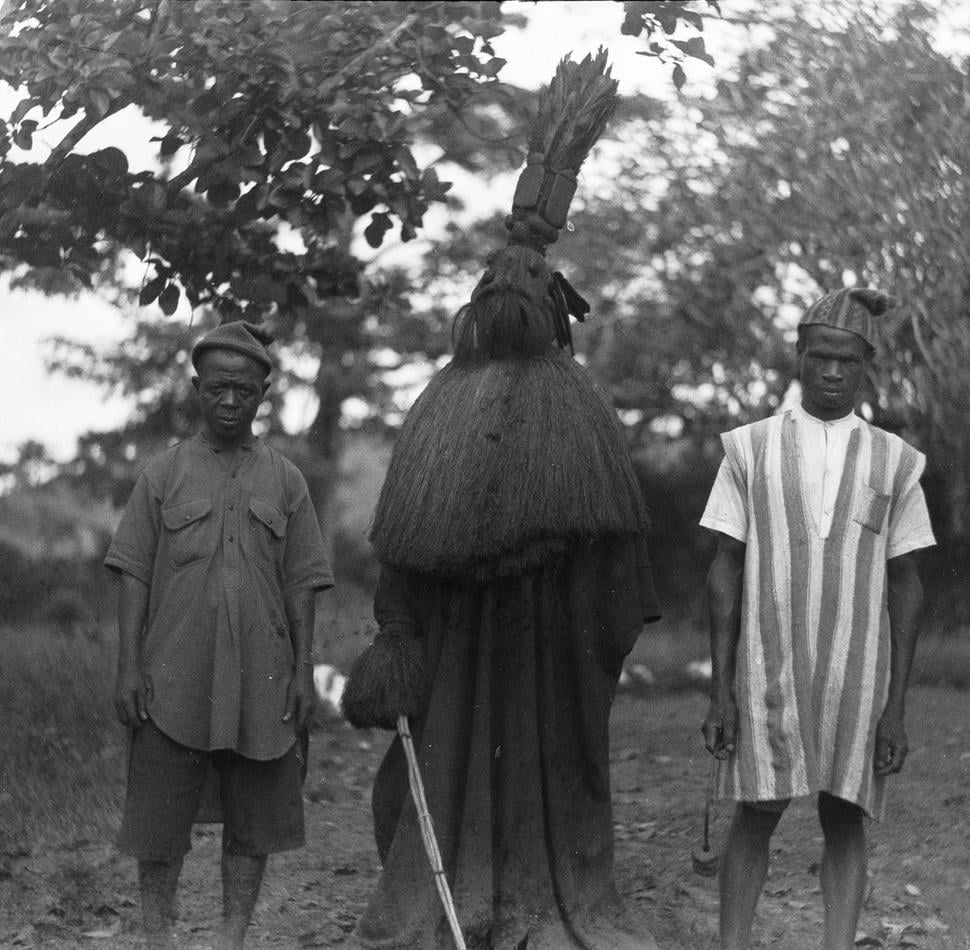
[356,532,661,950]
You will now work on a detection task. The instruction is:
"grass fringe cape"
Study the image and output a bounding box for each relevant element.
[369,350,647,581]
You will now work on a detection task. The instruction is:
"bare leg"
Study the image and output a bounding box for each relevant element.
[138,857,183,950]
[719,803,783,950]
[818,792,867,950]
[216,852,267,950]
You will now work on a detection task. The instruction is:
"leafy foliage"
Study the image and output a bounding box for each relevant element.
[0,0,513,317]
[418,1,970,586]
[0,0,715,318]
[620,0,719,89]
[0,0,719,502]
[646,0,970,550]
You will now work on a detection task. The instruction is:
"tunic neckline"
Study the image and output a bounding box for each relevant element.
[785,408,861,539]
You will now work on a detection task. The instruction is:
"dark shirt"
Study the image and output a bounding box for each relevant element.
[105,434,333,759]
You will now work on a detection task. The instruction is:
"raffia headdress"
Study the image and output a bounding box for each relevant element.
[369,50,647,581]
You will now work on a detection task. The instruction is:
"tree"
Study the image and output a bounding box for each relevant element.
[0,0,717,310]
[662,0,970,555]
[557,0,969,610]
[1,0,718,536]
[0,1,518,309]
[412,1,970,618]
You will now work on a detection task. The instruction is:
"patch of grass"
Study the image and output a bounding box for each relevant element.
[47,857,103,925]
[628,618,970,692]
[0,624,126,856]
[315,577,378,673]
[627,618,711,691]
[0,576,378,856]
[913,626,970,689]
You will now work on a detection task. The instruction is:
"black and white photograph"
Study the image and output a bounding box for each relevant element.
[0,2,968,948]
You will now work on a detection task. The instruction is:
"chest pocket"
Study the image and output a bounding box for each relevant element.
[162,498,213,568]
[249,498,287,573]
[853,484,891,534]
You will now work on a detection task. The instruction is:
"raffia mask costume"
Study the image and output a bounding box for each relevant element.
[342,51,662,950]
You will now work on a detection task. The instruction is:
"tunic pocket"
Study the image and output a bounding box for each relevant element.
[248,498,287,574]
[853,484,890,533]
[161,498,213,568]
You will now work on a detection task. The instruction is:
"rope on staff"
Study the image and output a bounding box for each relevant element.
[704,753,720,851]
[397,714,467,950]
[693,753,721,877]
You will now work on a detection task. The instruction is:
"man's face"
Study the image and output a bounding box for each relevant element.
[192,348,269,447]
[797,324,870,421]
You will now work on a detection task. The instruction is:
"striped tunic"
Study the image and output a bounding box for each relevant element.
[701,409,935,817]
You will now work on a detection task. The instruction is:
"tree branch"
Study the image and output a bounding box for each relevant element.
[43,94,134,171]
[316,13,420,98]
[910,300,943,382]
[165,13,420,197]
[165,155,209,196]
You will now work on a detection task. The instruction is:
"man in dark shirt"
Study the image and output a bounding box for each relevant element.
[105,321,333,950]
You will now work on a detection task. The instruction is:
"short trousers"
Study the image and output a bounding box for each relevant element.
[117,718,306,861]
[745,797,791,814]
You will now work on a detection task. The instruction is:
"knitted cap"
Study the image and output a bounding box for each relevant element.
[191,321,274,373]
[799,288,897,347]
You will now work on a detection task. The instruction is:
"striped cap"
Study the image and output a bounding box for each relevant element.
[191,321,274,373]
[799,288,897,347]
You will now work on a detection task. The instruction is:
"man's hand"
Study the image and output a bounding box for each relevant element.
[702,694,738,759]
[874,711,908,775]
[283,664,315,732]
[114,667,152,728]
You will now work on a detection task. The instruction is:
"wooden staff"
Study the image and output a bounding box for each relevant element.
[397,715,467,950]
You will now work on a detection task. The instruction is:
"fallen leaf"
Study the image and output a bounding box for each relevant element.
[297,931,326,948]
[9,927,34,946]
[89,902,120,918]
[921,916,949,933]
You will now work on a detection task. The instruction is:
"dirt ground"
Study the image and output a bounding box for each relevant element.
[1,685,968,950]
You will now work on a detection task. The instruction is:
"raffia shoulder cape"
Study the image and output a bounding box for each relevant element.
[369,350,648,582]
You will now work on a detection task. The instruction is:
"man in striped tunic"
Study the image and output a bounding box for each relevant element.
[699,288,935,949]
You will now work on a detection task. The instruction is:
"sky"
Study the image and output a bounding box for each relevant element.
[1,282,132,461]
[2,1,966,465]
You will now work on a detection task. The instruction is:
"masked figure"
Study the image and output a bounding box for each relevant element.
[343,52,661,950]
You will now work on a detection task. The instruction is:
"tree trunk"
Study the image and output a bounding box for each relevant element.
[306,354,343,560]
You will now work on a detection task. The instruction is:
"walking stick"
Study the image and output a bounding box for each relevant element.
[397,715,467,950]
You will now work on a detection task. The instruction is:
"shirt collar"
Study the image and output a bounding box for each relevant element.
[195,431,259,453]
[792,402,859,430]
